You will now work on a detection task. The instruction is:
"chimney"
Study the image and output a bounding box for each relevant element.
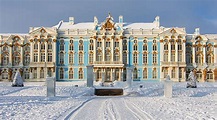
[194,28,200,35]
[119,15,123,27]
[94,16,98,25]
[69,17,74,25]
[154,16,160,28]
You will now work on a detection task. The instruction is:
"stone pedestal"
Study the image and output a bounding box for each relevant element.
[87,65,94,87]
[46,76,56,97]
[164,76,173,98]
[126,66,133,88]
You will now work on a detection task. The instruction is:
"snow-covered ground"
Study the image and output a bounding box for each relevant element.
[0,81,217,120]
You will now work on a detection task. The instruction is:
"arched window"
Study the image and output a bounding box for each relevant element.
[24,54,30,66]
[48,43,52,50]
[69,68,73,79]
[48,68,52,77]
[186,53,192,63]
[114,52,119,61]
[207,54,213,64]
[79,43,83,51]
[123,52,127,64]
[48,53,52,62]
[153,44,157,51]
[143,68,147,79]
[2,70,8,80]
[60,43,64,51]
[69,53,74,64]
[143,44,147,51]
[143,53,147,64]
[207,71,213,80]
[40,69,44,78]
[97,52,102,61]
[40,53,45,62]
[59,68,64,79]
[133,44,137,51]
[153,68,157,79]
[79,53,83,64]
[164,44,168,50]
[196,54,202,64]
[164,52,168,62]
[164,68,168,78]
[153,53,157,64]
[34,43,38,50]
[3,46,8,51]
[25,46,30,51]
[89,53,93,64]
[24,70,29,79]
[197,70,202,79]
[171,52,175,62]
[171,43,175,50]
[2,53,9,65]
[41,43,45,50]
[115,68,119,80]
[79,68,83,79]
[133,68,138,79]
[34,53,38,62]
[13,46,19,51]
[89,44,93,50]
[133,53,138,64]
[59,52,64,64]
[178,52,182,62]
[106,52,111,61]
[13,53,20,66]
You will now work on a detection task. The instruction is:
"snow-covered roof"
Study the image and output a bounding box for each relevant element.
[53,21,95,30]
[123,23,157,29]
[205,34,217,40]
[0,33,28,36]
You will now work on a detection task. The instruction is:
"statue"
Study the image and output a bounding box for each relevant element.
[186,69,198,88]
[12,71,24,87]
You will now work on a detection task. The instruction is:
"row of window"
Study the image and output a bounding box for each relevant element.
[186,53,214,64]
[59,68,83,79]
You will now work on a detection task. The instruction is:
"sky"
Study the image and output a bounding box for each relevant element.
[0,0,217,34]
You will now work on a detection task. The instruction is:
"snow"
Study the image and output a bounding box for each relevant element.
[0,81,217,120]
[123,23,156,29]
[55,22,95,30]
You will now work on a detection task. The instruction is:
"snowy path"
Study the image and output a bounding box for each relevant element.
[67,97,153,120]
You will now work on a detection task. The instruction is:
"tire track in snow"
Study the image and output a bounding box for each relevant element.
[58,97,94,120]
[102,98,121,120]
[124,98,154,120]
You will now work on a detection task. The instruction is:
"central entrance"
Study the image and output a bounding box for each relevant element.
[94,67,123,82]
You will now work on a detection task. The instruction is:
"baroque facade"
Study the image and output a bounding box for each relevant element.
[0,14,217,82]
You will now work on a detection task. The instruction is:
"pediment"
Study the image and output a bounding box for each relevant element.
[29,27,57,37]
[160,28,186,35]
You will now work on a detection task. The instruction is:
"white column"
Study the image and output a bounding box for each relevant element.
[93,39,96,62]
[102,69,105,82]
[120,68,123,81]
[45,42,48,78]
[20,46,23,65]
[38,42,40,62]
[203,45,206,63]
[160,42,164,62]
[102,38,105,61]
[175,42,178,62]
[53,40,56,62]
[0,47,1,65]
[183,41,186,63]
[119,38,123,62]
[214,44,217,64]
[45,42,47,62]
[9,46,12,66]
[37,68,40,79]
[168,42,171,62]
[192,45,195,63]
[112,69,115,81]
[111,38,114,62]
[176,67,179,81]
[30,42,33,62]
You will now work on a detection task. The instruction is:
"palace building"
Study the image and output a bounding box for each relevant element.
[0,14,217,82]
